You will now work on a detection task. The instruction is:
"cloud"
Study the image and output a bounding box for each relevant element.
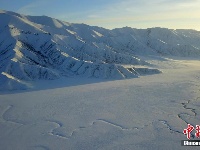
[81,0,200,29]
[17,0,56,16]
[15,0,200,30]
[161,0,200,4]
[87,15,101,19]
[87,0,200,19]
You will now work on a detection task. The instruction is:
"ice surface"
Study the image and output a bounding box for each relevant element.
[0,58,200,150]
[1,10,200,150]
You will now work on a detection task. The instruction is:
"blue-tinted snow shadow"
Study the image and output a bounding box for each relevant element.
[0,76,129,95]
[0,56,176,95]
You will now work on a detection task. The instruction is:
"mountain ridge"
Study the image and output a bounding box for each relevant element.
[1,10,200,90]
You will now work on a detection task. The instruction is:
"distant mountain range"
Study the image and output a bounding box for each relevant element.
[0,10,200,90]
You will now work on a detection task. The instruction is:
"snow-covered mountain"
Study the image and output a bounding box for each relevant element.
[1,10,200,90]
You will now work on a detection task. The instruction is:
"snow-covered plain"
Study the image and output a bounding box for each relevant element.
[1,57,200,150]
[1,10,200,150]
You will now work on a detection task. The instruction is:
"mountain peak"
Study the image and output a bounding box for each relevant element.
[1,10,200,90]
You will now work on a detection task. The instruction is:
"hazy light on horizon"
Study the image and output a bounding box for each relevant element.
[1,0,200,30]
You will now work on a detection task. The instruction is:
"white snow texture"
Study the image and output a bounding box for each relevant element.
[0,10,200,90]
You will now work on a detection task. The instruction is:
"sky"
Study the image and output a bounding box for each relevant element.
[1,0,200,30]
